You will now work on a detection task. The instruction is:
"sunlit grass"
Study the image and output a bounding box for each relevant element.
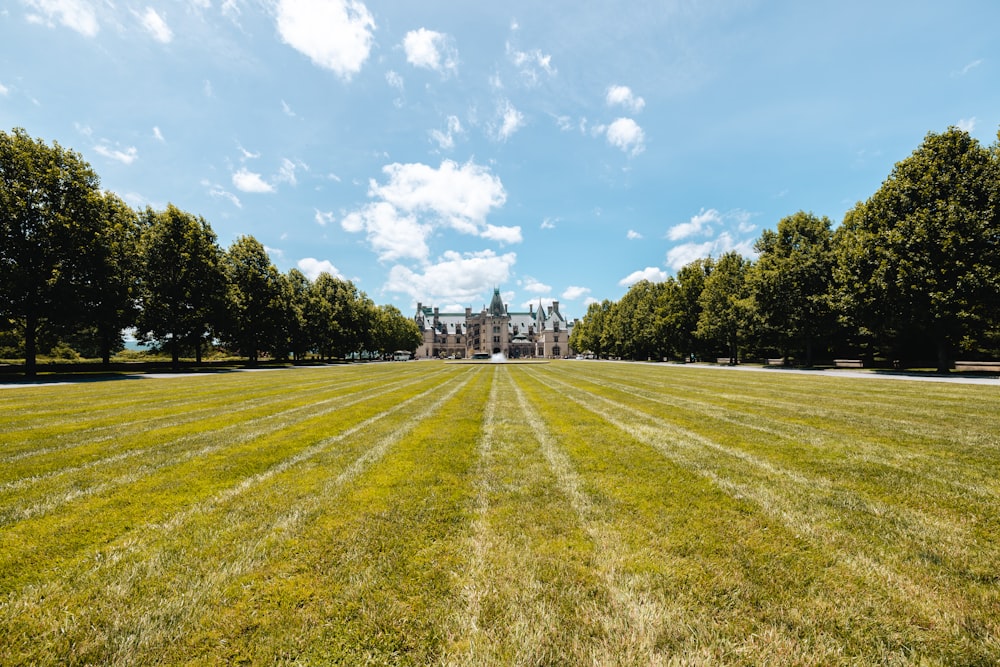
[1,361,998,664]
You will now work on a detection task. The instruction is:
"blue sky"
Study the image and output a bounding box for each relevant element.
[2,1,998,319]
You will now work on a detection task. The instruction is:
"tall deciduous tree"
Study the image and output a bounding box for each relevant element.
[137,204,226,370]
[837,127,1000,372]
[752,211,836,366]
[697,251,753,364]
[373,304,422,356]
[222,236,282,363]
[0,128,102,376]
[569,299,611,358]
[79,192,141,366]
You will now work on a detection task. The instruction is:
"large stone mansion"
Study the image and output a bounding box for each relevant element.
[414,288,575,359]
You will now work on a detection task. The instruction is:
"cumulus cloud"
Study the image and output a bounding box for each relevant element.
[605,117,645,156]
[152,126,165,142]
[522,277,551,294]
[481,224,522,244]
[275,0,375,79]
[541,217,557,230]
[138,6,172,43]
[369,159,507,234]
[627,229,642,240]
[0,82,8,96]
[665,231,756,271]
[342,201,430,262]
[606,85,645,113]
[619,267,669,287]
[403,28,457,75]
[275,157,305,186]
[385,250,517,305]
[232,168,275,193]
[562,285,591,301]
[297,257,343,281]
[342,159,511,264]
[25,0,99,37]
[94,143,138,165]
[668,208,721,241]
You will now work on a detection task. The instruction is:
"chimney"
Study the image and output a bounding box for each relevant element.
[553,301,560,315]
[465,307,472,317]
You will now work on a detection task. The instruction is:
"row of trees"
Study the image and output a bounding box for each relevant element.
[571,127,1000,372]
[1,128,421,376]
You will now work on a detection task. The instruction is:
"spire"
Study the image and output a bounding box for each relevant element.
[489,287,506,317]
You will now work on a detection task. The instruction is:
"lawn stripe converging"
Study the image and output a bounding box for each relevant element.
[1,361,998,665]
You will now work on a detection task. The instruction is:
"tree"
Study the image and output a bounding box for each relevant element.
[751,211,836,366]
[373,304,422,356]
[697,251,753,364]
[570,299,611,358]
[0,128,103,376]
[78,192,141,366]
[279,268,313,361]
[837,127,999,372]
[136,205,227,369]
[674,258,714,362]
[222,236,282,363]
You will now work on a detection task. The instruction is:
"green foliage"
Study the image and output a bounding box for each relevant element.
[837,127,1000,371]
[697,251,753,363]
[751,211,836,365]
[221,235,283,362]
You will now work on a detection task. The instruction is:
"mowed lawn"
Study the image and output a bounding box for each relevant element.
[1,362,998,665]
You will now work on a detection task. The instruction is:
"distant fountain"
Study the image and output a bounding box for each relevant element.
[490,352,507,363]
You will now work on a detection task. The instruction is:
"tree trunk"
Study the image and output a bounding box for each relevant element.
[171,335,180,372]
[24,311,38,378]
[935,337,950,374]
[100,326,112,368]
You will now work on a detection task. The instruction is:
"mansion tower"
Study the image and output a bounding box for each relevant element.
[414,288,574,359]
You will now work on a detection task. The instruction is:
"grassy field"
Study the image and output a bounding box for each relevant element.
[1,361,998,665]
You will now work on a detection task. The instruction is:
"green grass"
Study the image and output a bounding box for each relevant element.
[1,362,998,665]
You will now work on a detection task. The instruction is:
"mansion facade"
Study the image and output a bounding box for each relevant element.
[414,288,575,359]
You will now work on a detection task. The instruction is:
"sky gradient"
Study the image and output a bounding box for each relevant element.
[2,1,998,319]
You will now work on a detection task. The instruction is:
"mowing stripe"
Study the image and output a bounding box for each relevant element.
[1,367,482,660]
[505,369,673,663]
[0,368,453,526]
[523,366,969,637]
[553,367,1000,501]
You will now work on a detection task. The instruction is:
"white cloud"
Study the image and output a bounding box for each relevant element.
[206,183,242,208]
[506,42,555,85]
[385,250,517,305]
[619,267,669,287]
[342,201,430,262]
[606,85,645,113]
[281,100,297,117]
[481,224,522,245]
[541,217,557,230]
[430,115,462,150]
[275,158,304,186]
[403,28,457,75]
[369,159,506,234]
[25,0,98,37]
[314,209,335,226]
[94,143,138,165]
[297,257,343,281]
[562,285,591,301]
[605,117,645,156]
[957,117,977,133]
[138,7,172,43]
[522,277,551,294]
[0,82,9,96]
[494,99,525,142]
[237,143,260,161]
[665,231,756,272]
[275,0,375,80]
[386,70,404,91]
[627,229,642,240]
[668,208,721,241]
[583,296,599,307]
[232,168,275,193]
[152,126,165,142]
[956,59,983,76]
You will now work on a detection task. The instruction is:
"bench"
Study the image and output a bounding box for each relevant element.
[765,358,786,366]
[716,357,736,365]
[954,361,1000,372]
[834,359,863,368]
